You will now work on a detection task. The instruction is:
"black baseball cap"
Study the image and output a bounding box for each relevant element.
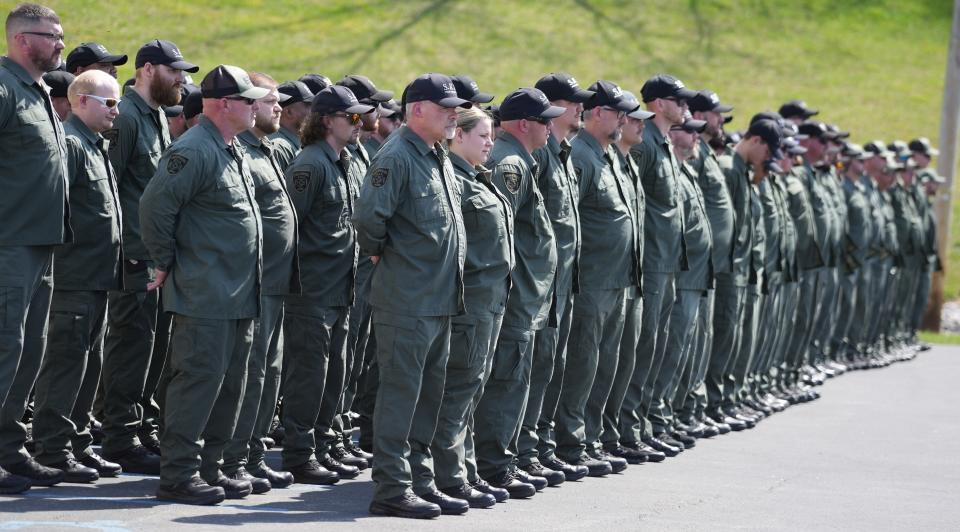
[840,142,870,161]
[42,71,74,98]
[863,140,892,158]
[687,89,733,113]
[379,98,402,117]
[452,74,494,104]
[783,136,808,156]
[534,72,594,103]
[66,42,127,73]
[135,39,198,72]
[888,140,911,160]
[499,87,566,121]
[746,118,784,159]
[797,121,829,139]
[585,80,639,112]
[311,85,374,115]
[299,73,331,94]
[826,123,850,140]
[640,74,697,103]
[278,80,314,107]
[621,90,654,119]
[163,83,199,117]
[200,65,270,100]
[671,117,707,134]
[778,100,818,120]
[909,137,939,157]
[337,74,393,104]
[403,73,471,108]
[183,90,203,120]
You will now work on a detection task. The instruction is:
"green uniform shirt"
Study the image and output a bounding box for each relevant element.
[822,167,847,264]
[841,175,872,269]
[758,178,783,281]
[801,161,838,267]
[353,125,466,317]
[694,138,734,274]
[285,140,359,306]
[362,136,384,156]
[487,131,557,330]
[140,116,263,319]
[631,120,686,273]
[268,125,301,171]
[719,152,753,286]
[615,146,646,295]
[0,56,70,246]
[770,174,799,282]
[861,176,889,258]
[450,153,515,316]
[533,133,582,296]
[56,116,123,291]
[889,180,925,266]
[570,130,639,290]
[347,141,377,282]
[784,167,824,270]
[676,162,713,292]
[237,130,300,296]
[106,87,171,261]
[748,182,765,286]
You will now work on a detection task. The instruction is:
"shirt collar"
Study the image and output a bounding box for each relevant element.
[497,130,537,169]
[449,152,477,178]
[398,125,435,156]
[123,86,160,115]
[197,115,232,152]
[66,114,100,145]
[0,57,40,87]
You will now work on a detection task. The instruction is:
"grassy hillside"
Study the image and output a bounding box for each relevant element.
[16,0,960,296]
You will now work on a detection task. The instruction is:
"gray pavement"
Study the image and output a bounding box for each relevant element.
[2,347,960,531]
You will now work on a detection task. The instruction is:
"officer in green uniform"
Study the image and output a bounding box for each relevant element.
[280,85,372,486]
[219,73,298,492]
[101,39,198,473]
[521,73,593,482]
[333,74,393,469]
[650,114,711,446]
[270,80,314,170]
[603,91,658,463]
[31,71,123,484]
[0,4,70,493]
[353,73,469,519]
[859,142,895,366]
[140,64,269,505]
[909,137,943,340]
[835,144,873,365]
[473,88,560,497]
[888,159,925,351]
[362,99,401,155]
[555,80,637,476]
[430,105,512,508]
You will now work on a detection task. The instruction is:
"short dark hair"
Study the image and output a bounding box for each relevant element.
[300,110,331,146]
[6,3,59,38]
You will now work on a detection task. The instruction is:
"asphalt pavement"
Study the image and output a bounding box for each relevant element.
[2,346,959,531]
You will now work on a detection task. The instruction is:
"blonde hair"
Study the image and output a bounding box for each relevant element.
[456,106,491,133]
[67,69,118,106]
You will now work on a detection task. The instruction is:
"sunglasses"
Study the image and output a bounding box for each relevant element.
[333,112,363,125]
[80,94,120,109]
[225,96,257,105]
[524,116,551,125]
[20,30,64,42]
[601,107,627,119]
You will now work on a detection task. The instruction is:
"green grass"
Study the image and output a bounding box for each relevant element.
[21,0,960,295]
[919,330,960,345]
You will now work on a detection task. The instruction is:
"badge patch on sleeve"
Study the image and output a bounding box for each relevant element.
[504,171,521,194]
[292,171,310,193]
[166,154,188,174]
[102,128,119,148]
[371,167,389,187]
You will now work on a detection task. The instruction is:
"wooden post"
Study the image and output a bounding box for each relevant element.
[922,0,960,331]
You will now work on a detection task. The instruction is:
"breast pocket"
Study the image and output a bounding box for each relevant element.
[320,178,350,228]
[463,192,502,241]
[215,172,247,209]
[544,171,571,218]
[654,158,679,208]
[412,180,448,228]
[84,163,114,214]
[16,106,56,150]
[134,137,162,179]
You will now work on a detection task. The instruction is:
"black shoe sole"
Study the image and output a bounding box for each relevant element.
[562,469,589,481]
[291,474,340,485]
[369,502,441,519]
[156,489,225,505]
[0,480,31,494]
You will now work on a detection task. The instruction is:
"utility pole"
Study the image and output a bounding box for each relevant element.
[923,0,960,331]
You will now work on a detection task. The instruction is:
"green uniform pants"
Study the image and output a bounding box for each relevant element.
[812,267,839,361]
[140,308,171,442]
[748,281,781,397]
[101,262,163,455]
[831,271,859,360]
[912,262,934,334]
[601,291,641,447]
[705,274,745,411]
[223,294,285,473]
[619,272,675,444]
[160,315,254,487]
[473,325,536,479]
[32,290,108,464]
[651,288,701,434]
[583,288,628,450]
[0,245,53,467]
[534,292,574,460]
[338,257,375,446]
[678,290,714,423]
[432,313,502,489]
[371,310,450,501]
[775,282,801,388]
[280,299,349,468]
[727,283,761,408]
[555,288,626,460]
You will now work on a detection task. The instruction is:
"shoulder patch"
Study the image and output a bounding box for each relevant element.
[371,167,389,187]
[166,153,189,174]
[503,170,521,194]
[292,170,310,193]
[102,128,119,148]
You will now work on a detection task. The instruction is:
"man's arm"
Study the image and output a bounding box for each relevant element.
[105,111,137,185]
[353,155,405,256]
[139,146,204,276]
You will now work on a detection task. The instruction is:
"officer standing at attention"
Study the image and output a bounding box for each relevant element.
[101,38,198,474]
[473,88,561,498]
[219,72,298,493]
[140,64,269,505]
[31,70,124,484]
[0,2,70,494]
[280,85,372,486]
[270,80,314,170]
[353,73,469,519]
[65,42,126,78]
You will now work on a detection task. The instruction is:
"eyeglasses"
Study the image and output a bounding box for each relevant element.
[524,116,551,125]
[333,112,363,125]
[662,97,689,107]
[225,96,257,105]
[20,31,65,42]
[601,107,627,119]
[80,94,120,109]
